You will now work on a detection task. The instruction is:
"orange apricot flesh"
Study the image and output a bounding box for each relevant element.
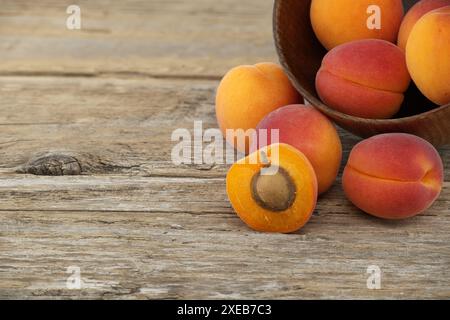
[226,143,318,233]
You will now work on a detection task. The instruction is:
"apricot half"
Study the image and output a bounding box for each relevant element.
[226,143,318,233]
[343,133,444,219]
[216,63,302,153]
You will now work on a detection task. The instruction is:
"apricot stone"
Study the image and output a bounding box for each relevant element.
[316,39,411,119]
[406,6,450,105]
[311,0,404,50]
[251,105,342,195]
[398,0,450,51]
[216,63,302,153]
[343,133,444,219]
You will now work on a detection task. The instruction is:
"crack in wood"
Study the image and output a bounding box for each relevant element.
[0,71,222,81]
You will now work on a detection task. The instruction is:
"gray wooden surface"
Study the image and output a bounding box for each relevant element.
[0,0,449,299]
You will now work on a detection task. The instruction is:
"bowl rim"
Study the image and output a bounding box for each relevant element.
[272,0,450,125]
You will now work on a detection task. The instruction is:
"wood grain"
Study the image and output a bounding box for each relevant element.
[0,0,276,77]
[0,0,449,299]
[1,208,450,299]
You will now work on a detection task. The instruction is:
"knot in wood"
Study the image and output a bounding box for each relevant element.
[18,153,82,176]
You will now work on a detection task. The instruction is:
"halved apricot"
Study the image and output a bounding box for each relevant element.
[226,143,318,233]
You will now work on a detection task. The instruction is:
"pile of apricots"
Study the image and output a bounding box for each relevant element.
[312,0,450,118]
[216,0,447,233]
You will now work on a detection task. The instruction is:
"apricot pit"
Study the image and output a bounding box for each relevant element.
[251,166,296,212]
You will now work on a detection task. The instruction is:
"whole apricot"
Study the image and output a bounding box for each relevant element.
[343,133,444,219]
[406,6,450,105]
[310,0,404,50]
[316,39,411,119]
[250,105,342,194]
[398,0,450,51]
[216,63,302,153]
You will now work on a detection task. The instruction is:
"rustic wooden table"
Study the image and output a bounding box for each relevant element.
[0,0,449,299]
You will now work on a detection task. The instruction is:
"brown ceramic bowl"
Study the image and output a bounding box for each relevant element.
[273,0,450,146]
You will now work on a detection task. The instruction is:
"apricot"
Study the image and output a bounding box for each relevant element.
[343,133,444,219]
[316,39,411,119]
[250,105,342,194]
[310,0,404,50]
[398,0,450,51]
[226,143,318,233]
[406,6,450,105]
[216,63,302,153]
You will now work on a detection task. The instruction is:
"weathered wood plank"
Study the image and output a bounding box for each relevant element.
[0,76,223,176]
[0,0,276,77]
[1,208,449,299]
[0,175,228,213]
[1,76,448,179]
[0,174,448,215]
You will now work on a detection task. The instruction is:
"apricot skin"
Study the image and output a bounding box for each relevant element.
[251,105,342,195]
[397,0,450,51]
[343,133,444,219]
[215,63,302,153]
[406,6,450,105]
[316,39,411,119]
[310,0,404,50]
